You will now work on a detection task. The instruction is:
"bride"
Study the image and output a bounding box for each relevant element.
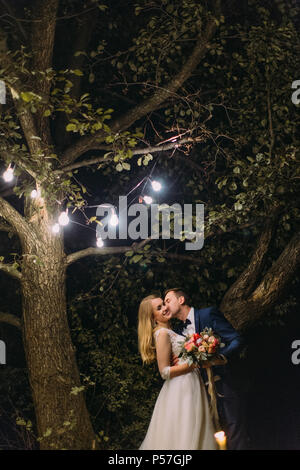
[138,294,217,450]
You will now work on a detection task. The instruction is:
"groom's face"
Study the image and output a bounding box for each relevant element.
[164,291,182,317]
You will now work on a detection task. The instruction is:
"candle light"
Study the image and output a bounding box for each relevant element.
[214,431,227,450]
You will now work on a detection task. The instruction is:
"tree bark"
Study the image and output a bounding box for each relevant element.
[221,228,300,331]
[19,199,97,449]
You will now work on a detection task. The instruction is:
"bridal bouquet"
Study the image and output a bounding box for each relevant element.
[178,327,225,430]
[178,327,224,366]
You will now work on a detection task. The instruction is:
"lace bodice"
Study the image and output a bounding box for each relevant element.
[154,328,185,358]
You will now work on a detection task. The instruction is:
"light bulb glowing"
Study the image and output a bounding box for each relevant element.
[3,166,14,182]
[143,196,153,204]
[96,237,104,248]
[52,223,60,234]
[151,180,162,191]
[110,213,119,226]
[31,190,38,198]
[58,211,69,226]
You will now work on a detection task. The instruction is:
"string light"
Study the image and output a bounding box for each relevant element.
[58,210,70,226]
[109,210,119,226]
[0,160,162,239]
[143,195,153,204]
[96,237,104,248]
[52,223,60,234]
[3,165,14,182]
[151,180,162,191]
[1,159,166,246]
[31,189,41,199]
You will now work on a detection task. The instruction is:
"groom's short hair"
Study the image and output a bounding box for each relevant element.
[164,288,191,306]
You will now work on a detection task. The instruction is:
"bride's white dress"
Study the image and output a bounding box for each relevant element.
[139,328,217,450]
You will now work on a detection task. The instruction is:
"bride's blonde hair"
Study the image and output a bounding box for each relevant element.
[138,294,160,364]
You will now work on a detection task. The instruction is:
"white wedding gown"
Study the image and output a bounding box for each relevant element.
[139,328,217,450]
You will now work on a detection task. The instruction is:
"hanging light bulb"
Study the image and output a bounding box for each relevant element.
[52,223,60,234]
[96,237,104,248]
[31,190,38,198]
[143,195,153,204]
[58,210,69,226]
[151,180,162,191]
[3,165,14,182]
[109,210,119,226]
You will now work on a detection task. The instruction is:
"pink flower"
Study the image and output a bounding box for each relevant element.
[198,345,205,352]
[185,342,195,352]
[208,336,215,343]
[203,334,209,340]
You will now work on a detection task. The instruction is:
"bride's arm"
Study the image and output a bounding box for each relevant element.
[155,329,196,380]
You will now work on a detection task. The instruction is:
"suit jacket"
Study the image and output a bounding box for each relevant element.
[194,306,243,359]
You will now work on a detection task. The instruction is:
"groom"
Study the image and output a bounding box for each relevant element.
[164,288,249,450]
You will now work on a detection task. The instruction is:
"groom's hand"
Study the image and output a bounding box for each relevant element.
[201,356,227,368]
[171,353,179,366]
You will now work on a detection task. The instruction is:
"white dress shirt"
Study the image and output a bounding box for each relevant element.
[182,307,195,337]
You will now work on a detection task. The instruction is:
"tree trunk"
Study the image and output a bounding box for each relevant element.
[20,200,97,449]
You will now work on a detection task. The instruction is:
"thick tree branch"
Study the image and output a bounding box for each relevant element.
[67,219,255,267]
[0,196,32,241]
[249,229,300,314]
[0,46,45,163]
[30,0,59,145]
[61,17,218,166]
[0,260,22,279]
[0,311,21,329]
[8,86,45,162]
[66,238,150,266]
[220,208,280,310]
[58,137,200,173]
[222,229,300,331]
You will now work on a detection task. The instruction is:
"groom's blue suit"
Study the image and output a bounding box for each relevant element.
[194,306,242,360]
[193,306,249,450]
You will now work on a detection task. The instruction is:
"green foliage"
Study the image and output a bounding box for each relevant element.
[0,0,299,450]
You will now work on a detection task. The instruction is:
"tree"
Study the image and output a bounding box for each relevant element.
[0,0,299,449]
